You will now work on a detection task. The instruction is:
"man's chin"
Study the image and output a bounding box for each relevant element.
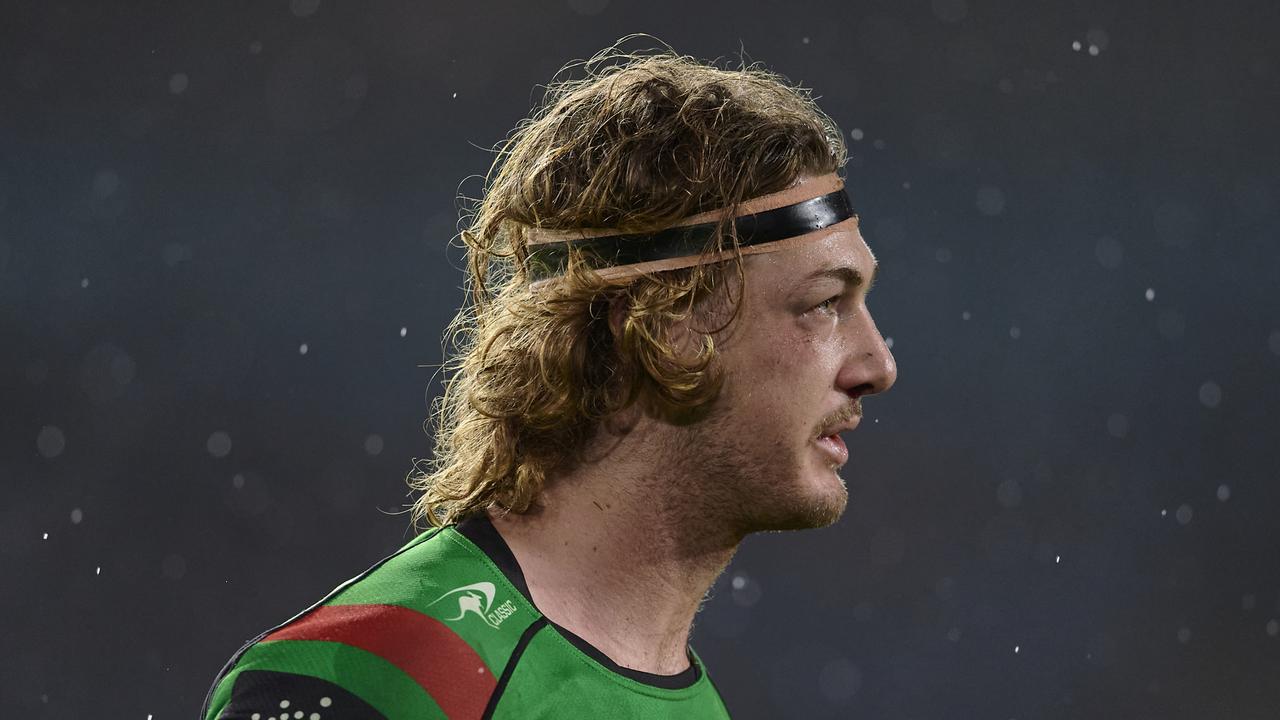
[794,486,848,529]
[744,479,848,533]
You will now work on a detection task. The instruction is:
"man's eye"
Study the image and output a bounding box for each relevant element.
[812,295,842,314]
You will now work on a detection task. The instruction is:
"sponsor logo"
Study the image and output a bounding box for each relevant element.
[429,581,518,630]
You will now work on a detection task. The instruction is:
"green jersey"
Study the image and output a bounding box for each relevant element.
[202,515,732,719]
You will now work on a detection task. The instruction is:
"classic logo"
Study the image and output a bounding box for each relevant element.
[429,581,518,630]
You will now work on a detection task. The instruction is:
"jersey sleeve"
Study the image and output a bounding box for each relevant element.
[202,602,501,720]
[206,669,388,720]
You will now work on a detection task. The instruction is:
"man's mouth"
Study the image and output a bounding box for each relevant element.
[814,433,848,465]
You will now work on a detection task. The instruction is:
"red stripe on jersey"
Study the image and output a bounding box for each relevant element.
[264,603,496,720]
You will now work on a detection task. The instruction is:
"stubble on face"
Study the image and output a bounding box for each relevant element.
[631,258,854,547]
[650,351,849,544]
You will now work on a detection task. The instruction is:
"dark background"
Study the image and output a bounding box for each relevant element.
[3,1,1278,718]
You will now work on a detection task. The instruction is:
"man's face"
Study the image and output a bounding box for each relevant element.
[669,217,897,536]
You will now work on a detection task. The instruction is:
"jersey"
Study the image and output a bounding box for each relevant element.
[201,514,733,719]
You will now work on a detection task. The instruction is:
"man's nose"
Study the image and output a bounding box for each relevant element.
[838,310,897,399]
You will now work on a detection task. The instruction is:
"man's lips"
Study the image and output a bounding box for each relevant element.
[814,433,849,465]
[814,411,860,467]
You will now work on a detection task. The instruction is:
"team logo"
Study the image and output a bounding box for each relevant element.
[429,581,517,630]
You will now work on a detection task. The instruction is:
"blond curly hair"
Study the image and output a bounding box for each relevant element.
[407,36,847,529]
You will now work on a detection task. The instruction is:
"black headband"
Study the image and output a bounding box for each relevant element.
[525,188,855,283]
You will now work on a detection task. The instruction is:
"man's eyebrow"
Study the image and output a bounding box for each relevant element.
[800,262,880,291]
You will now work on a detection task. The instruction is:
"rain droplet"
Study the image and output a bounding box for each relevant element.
[976,185,1005,216]
[1177,627,1191,643]
[1107,413,1130,439]
[207,431,232,458]
[1199,381,1222,408]
[1217,484,1231,501]
[1094,235,1123,269]
[1175,504,1193,525]
[80,343,136,403]
[81,277,90,288]
[1088,45,1100,56]
[92,170,120,199]
[996,478,1023,508]
[364,434,384,456]
[289,0,320,18]
[850,128,864,141]
[70,508,83,524]
[299,343,309,355]
[1072,40,1082,52]
[96,566,101,575]
[1145,288,1155,301]
[162,242,193,266]
[1009,326,1021,339]
[1014,645,1020,653]
[934,576,956,600]
[399,326,407,337]
[1086,28,1111,51]
[169,72,189,94]
[962,310,971,320]
[1266,619,1279,637]
[731,573,762,606]
[37,425,66,459]
[227,471,271,516]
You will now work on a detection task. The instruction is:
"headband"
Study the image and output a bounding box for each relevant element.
[523,173,857,290]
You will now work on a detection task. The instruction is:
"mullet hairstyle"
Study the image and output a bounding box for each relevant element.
[408,36,847,529]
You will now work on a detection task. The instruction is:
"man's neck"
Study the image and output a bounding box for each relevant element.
[486,426,740,676]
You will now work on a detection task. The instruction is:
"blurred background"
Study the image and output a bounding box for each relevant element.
[3,1,1278,718]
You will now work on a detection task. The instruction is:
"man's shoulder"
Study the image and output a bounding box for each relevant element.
[202,525,537,720]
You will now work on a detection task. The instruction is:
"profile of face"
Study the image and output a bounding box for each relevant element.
[667,214,897,537]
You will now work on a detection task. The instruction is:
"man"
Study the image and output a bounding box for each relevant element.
[203,39,895,720]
